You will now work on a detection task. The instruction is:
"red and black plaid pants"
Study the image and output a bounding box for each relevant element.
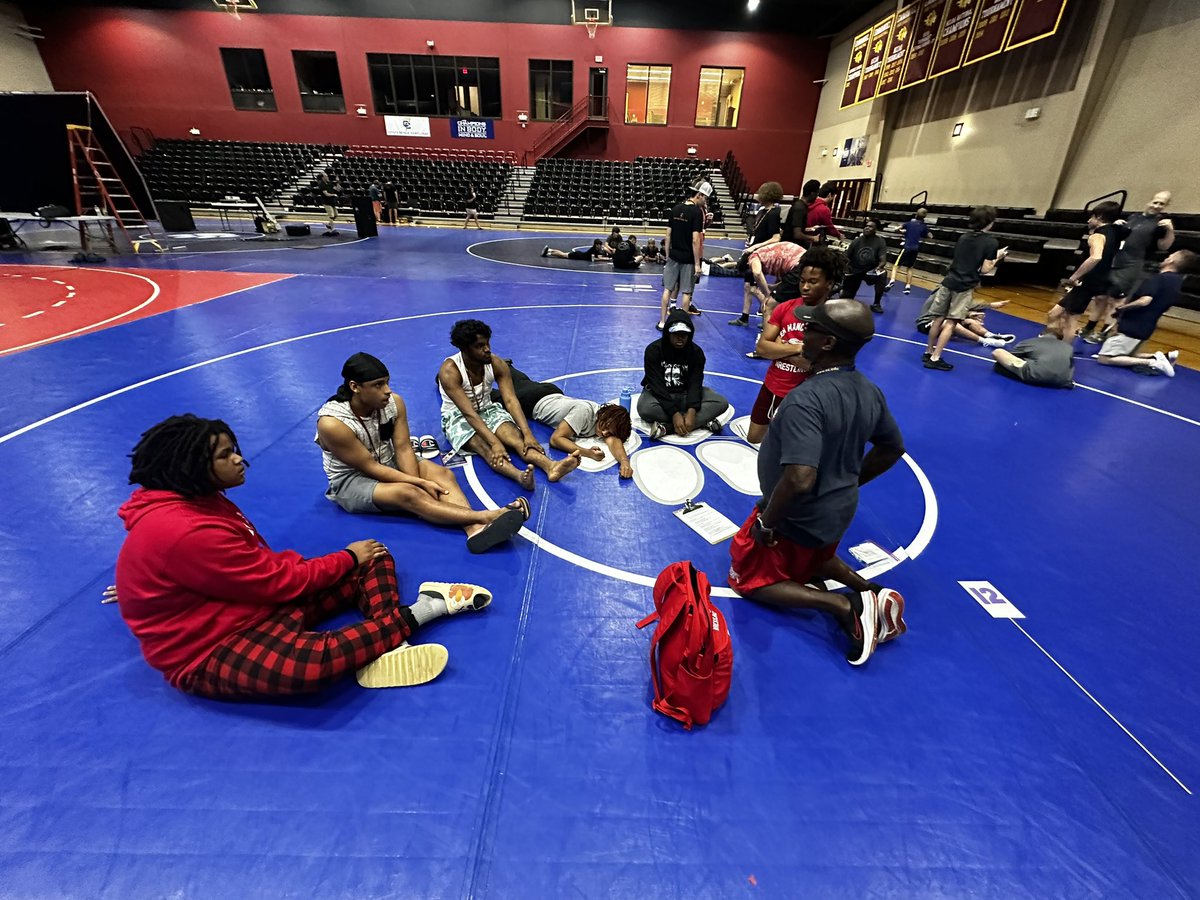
[181,555,415,700]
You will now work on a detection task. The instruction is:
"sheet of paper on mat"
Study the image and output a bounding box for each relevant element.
[673,502,739,544]
[848,541,895,565]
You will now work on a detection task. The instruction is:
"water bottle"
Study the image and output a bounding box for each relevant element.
[619,388,632,412]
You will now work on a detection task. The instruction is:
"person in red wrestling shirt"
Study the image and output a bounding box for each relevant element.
[744,246,848,444]
[114,414,492,700]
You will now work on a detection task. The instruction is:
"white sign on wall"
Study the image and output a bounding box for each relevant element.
[383,115,431,138]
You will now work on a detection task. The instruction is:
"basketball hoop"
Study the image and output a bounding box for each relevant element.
[571,1,612,39]
[213,0,257,18]
[585,21,598,39]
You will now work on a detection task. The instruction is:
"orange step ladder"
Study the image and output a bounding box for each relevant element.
[67,124,161,253]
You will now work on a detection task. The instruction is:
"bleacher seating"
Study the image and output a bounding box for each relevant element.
[298,152,510,216]
[137,139,343,204]
[834,201,1200,312]
[524,157,726,226]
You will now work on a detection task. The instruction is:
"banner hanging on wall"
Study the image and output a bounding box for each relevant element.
[450,118,495,140]
[841,29,872,108]
[855,15,895,103]
[929,0,981,80]
[384,115,431,138]
[876,3,918,97]
[964,0,1019,65]
[900,0,949,90]
[1006,0,1070,50]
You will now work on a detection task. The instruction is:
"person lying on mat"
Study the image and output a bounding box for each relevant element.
[542,239,608,262]
[438,319,581,490]
[316,352,528,553]
[115,413,493,701]
[639,309,730,440]
[492,360,635,478]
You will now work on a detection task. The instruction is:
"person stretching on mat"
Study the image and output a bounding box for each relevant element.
[114,414,493,701]
[542,239,608,262]
[728,300,907,667]
[316,352,528,554]
[744,246,846,444]
[438,319,582,490]
[495,361,635,478]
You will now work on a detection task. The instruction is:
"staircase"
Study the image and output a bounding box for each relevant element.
[523,95,610,165]
[702,167,739,238]
[275,152,341,215]
[492,166,535,228]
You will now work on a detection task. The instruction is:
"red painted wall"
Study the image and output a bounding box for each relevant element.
[28,7,828,190]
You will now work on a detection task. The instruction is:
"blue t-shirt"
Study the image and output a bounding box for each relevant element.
[757,369,904,547]
[901,218,930,250]
[1118,273,1183,341]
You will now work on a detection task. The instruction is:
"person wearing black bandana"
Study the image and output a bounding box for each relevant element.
[727,300,908,667]
[316,353,529,554]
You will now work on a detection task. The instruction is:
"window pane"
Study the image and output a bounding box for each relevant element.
[413,58,437,115]
[530,59,572,120]
[293,50,344,114]
[696,66,742,127]
[367,53,500,119]
[625,64,649,124]
[645,65,670,124]
[220,48,275,111]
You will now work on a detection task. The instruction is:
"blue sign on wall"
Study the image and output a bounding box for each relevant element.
[450,118,495,139]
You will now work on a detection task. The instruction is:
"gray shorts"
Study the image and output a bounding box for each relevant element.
[663,258,697,295]
[1097,333,1143,357]
[326,470,381,514]
[928,284,976,320]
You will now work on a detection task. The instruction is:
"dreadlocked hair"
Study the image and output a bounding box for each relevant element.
[128,414,243,498]
[798,244,849,288]
[595,404,632,442]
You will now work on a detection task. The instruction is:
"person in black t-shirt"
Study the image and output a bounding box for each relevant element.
[1095,250,1197,377]
[611,234,643,270]
[841,218,889,313]
[727,299,907,667]
[779,179,820,247]
[542,239,607,262]
[1080,190,1176,343]
[656,183,711,330]
[382,180,400,225]
[317,173,341,236]
[463,183,481,230]
[1046,200,1122,342]
[642,238,665,264]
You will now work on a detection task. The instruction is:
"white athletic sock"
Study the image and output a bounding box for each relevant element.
[409,592,449,625]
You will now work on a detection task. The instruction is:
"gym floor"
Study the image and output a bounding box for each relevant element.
[1,225,1197,898]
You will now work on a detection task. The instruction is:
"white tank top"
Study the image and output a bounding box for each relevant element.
[438,351,497,418]
[314,395,398,483]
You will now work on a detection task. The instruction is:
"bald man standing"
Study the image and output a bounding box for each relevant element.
[728,299,908,667]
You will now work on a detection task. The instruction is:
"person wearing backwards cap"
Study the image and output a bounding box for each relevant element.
[316,352,528,554]
[728,299,908,667]
[639,308,730,439]
[657,182,712,330]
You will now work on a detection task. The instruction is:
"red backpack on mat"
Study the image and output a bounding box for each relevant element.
[636,561,733,729]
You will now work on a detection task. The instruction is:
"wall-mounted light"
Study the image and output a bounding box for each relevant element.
[355,104,368,117]
[687,145,698,156]
[747,0,760,11]
[426,39,436,48]
[517,111,529,129]
[189,127,201,135]
[952,122,964,137]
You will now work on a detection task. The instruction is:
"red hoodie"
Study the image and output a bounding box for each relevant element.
[115,488,354,687]
[805,196,841,239]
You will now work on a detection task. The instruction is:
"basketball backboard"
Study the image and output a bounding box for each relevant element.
[571,0,613,38]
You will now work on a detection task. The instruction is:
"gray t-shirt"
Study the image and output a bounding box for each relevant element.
[758,369,904,547]
[847,234,887,273]
[1006,336,1074,387]
[533,395,599,437]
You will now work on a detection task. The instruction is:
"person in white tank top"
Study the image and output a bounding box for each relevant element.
[316,352,530,554]
[436,319,582,491]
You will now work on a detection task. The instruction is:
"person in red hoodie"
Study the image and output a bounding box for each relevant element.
[115,414,492,700]
[805,183,842,245]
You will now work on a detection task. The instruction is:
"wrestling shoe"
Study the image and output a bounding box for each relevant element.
[924,357,953,371]
[356,642,449,689]
[884,279,895,291]
[647,422,668,440]
[1151,351,1176,378]
[903,286,912,294]
[869,583,907,644]
[541,245,550,257]
[728,316,749,326]
[979,337,1006,349]
[706,419,724,435]
[845,591,879,666]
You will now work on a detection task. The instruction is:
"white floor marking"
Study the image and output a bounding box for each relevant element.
[1010,619,1192,795]
[630,445,705,505]
[694,441,759,495]
[21,310,44,319]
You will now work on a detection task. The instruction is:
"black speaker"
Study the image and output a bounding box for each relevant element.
[353,198,378,238]
[156,200,195,232]
[285,223,310,237]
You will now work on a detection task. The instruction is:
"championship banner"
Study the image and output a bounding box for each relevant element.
[450,118,494,139]
[856,15,895,103]
[963,0,1018,65]
[901,0,949,90]
[840,28,872,108]
[876,3,918,97]
[1006,0,1069,50]
[929,0,980,80]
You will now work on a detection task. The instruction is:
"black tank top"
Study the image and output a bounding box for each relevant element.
[1081,224,1120,291]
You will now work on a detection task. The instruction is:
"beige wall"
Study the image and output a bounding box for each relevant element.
[806,0,1200,213]
[1056,0,1200,210]
[0,2,53,91]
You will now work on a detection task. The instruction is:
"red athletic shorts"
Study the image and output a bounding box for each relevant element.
[749,383,786,426]
[727,509,839,594]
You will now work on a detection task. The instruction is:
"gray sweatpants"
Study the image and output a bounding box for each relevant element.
[637,388,729,427]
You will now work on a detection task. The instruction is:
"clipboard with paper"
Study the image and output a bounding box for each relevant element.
[673,499,739,544]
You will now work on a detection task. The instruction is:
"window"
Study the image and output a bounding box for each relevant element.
[366,54,501,118]
[293,50,344,114]
[529,59,573,121]
[625,64,670,125]
[219,47,276,111]
[695,66,743,128]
